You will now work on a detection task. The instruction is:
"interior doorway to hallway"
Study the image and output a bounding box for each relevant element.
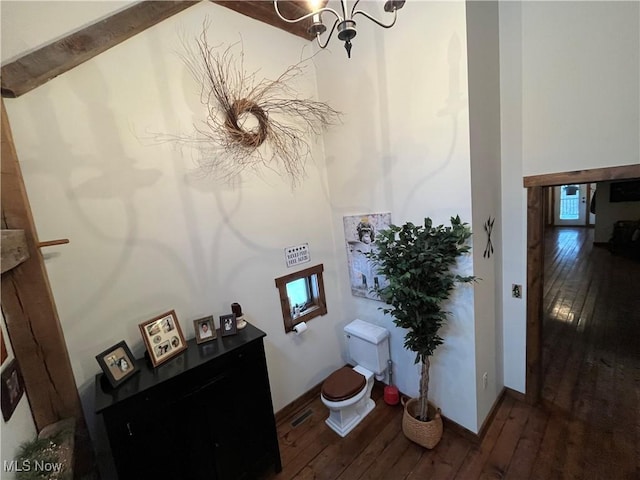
[523,164,640,404]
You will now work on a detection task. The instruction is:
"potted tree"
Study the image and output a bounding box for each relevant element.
[365,216,475,449]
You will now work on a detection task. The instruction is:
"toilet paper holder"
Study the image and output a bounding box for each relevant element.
[292,321,308,335]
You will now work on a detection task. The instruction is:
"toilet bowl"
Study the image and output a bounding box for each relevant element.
[321,365,375,437]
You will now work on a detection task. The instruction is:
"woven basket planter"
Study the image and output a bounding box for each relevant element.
[402,398,443,449]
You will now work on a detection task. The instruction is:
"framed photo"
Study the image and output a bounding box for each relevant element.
[1,359,25,421]
[139,310,187,367]
[219,314,237,337]
[343,213,391,301]
[193,315,217,344]
[95,340,139,388]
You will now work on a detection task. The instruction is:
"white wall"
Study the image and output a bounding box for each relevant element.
[499,1,640,393]
[521,1,640,175]
[315,0,480,432]
[0,314,38,480]
[466,0,502,430]
[499,1,528,394]
[2,2,345,476]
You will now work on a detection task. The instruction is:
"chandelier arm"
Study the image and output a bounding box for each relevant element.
[349,0,361,19]
[273,1,342,24]
[315,18,340,49]
[352,8,398,29]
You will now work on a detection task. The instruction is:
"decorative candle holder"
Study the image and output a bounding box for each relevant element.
[231,302,247,330]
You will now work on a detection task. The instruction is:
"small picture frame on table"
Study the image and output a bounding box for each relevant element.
[1,359,25,421]
[194,315,217,344]
[219,314,237,337]
[139,310,187,367]
[95,340,139,388]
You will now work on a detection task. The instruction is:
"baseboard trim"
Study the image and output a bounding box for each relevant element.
[275,381,323,425]
[442,414,482,444]
[274,375,518,446]
[476,388,508,441]
[504,386,526,402]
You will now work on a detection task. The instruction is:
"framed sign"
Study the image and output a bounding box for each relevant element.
[96,341,139,388]
[139,310,187,367]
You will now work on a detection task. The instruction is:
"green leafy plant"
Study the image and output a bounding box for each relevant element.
[365,216,475,421]
[15,426,73,480]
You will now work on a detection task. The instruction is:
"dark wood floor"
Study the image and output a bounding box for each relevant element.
[260,227,639,480]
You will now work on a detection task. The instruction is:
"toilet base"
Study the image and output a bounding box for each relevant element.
[324,397,375,437]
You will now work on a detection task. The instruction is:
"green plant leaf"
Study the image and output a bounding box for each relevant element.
[364,215,477,408]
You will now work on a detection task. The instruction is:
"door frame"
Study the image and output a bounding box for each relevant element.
[523,164,640,404]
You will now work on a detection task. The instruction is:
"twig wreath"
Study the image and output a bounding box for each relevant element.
[177,22,341,186]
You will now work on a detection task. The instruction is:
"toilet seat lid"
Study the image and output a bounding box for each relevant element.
[322,366,366,401]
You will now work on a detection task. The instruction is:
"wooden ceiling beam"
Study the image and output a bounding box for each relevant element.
[1,1,315,99]
[1,1,199,98]
[212,1,315,41]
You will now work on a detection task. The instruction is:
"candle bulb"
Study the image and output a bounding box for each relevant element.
[309,0,322,30]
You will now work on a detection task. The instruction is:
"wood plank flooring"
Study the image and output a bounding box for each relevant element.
[260,227,639,480]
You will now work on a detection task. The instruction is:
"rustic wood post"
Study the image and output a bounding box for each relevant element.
[1,99,96,476]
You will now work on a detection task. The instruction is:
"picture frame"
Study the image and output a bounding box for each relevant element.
[610,180,640,203]
[139,310,187,367]
[193,315,217,344]
[95,340,139,388]
[343,213,391,301]
[219,314,237,337]
[1,359,25,421]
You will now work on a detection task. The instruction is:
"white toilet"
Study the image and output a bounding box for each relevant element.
[321,319,390,437]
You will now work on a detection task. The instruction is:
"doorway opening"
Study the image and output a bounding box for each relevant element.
[549,183,596,227]
[523,164,640,404]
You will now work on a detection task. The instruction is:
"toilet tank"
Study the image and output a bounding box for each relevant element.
[344,319,390,375]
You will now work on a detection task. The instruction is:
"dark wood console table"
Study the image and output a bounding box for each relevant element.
[95,322,281,480]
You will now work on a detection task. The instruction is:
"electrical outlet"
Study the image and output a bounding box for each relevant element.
[482,372,488,390]
[512,284,522,299]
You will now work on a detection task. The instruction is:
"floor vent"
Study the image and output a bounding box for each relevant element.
[291,408,313,428]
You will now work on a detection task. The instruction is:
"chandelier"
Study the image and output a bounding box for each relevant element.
[274,0,406,58]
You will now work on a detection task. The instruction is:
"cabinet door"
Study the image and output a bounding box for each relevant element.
[105,373,230,480]
[214,351,280,479]
[101,337,280,480]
